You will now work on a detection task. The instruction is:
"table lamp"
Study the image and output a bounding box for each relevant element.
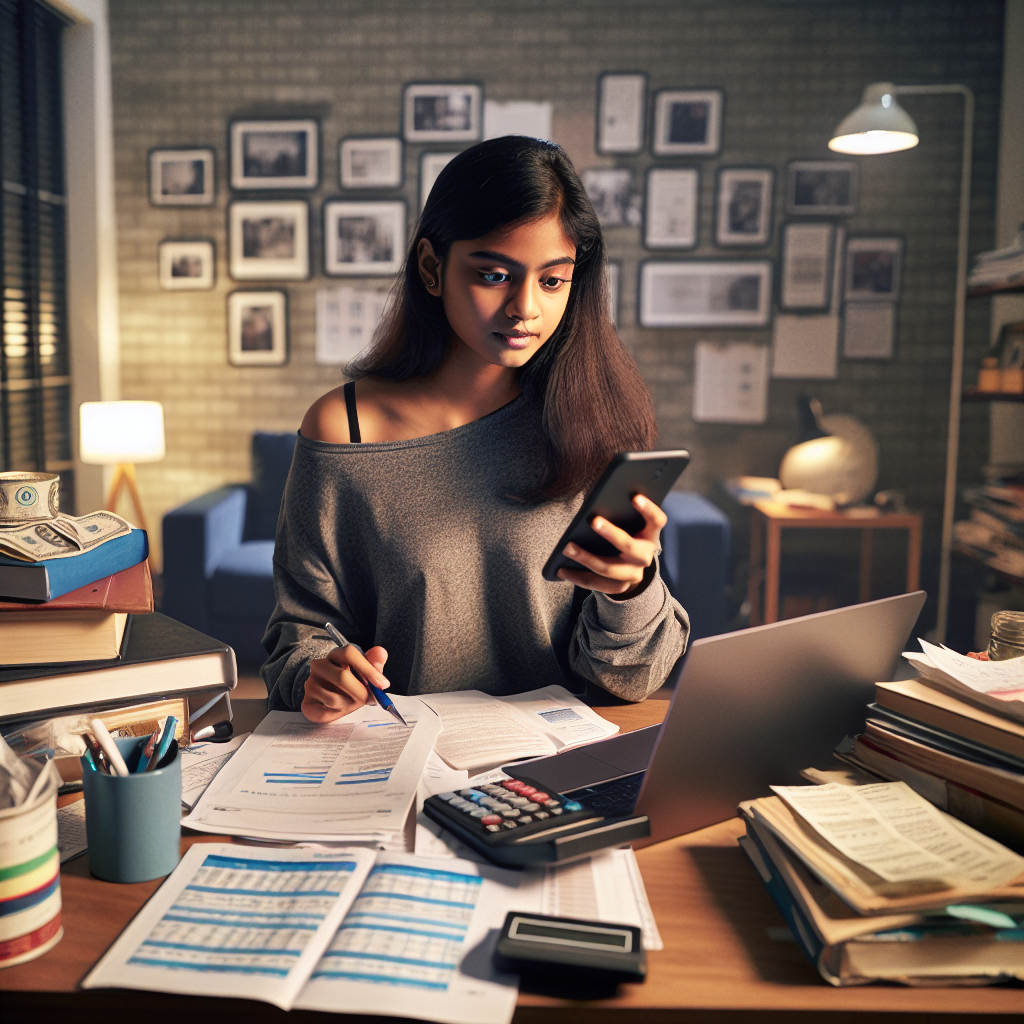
[79,401,165,534]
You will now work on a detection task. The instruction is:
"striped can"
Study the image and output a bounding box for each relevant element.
[0,764,62,968]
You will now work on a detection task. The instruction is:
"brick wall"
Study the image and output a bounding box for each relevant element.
[108,0,1004,611]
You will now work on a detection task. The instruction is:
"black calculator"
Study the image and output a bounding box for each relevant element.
[422,774,649,867]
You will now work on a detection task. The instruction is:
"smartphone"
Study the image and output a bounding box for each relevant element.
[542,450,691,582]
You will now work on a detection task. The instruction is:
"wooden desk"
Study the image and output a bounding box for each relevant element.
[2,699,1018,1021]
[748,500,923,625]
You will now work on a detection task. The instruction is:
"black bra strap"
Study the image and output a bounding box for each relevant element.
[343,380,361,443]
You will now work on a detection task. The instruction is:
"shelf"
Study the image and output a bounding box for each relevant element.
[954,544,1024,586]
[962,388,1024,403]
[967,281,1024,298]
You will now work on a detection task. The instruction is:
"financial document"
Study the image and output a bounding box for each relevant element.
[183,702,440,842]
[82,843,376,1010]
[179,732,249,809]
[499,685,620,748]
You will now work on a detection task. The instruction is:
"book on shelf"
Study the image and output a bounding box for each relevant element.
[739,818,1024,986]
[0,527,149,602]
[0,560,154,666]
[0,612,236,725]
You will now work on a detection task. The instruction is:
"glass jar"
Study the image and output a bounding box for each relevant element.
[987,610,1024,661]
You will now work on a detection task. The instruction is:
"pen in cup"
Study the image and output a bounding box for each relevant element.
[89,719,129,777]
[146,716,178,771]
[323,622,408,727]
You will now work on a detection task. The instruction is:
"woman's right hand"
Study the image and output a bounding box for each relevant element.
[301,644,390,723]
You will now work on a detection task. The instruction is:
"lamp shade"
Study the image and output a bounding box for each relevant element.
[80,401,166,465]
[828,82,919,155]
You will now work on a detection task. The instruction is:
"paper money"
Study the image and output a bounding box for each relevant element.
[0,472,60,524]
[0,511,131,562]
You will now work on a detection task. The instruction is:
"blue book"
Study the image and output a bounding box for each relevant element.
[0,529,149,602]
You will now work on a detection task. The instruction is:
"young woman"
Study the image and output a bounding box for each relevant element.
[262,136,689,723]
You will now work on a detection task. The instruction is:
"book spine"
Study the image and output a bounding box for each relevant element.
[43,531,149,601]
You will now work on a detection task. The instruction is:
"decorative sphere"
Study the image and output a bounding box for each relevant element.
[779,414,878,506]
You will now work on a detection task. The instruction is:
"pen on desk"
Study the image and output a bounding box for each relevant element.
[89,719,129,777]
[324,621,408,727]
[146,715,178,771]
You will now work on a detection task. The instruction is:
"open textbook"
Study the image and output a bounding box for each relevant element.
[419,685,619,772]
[82,844,527,1024]
[182,699,440,844]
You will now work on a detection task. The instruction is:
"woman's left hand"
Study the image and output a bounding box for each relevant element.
[557,494,666,598]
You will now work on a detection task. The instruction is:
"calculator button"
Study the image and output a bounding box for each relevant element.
[485,824,502,832]
[500,808,521,818]
[438,792,458,802]
[481,815,502,825]
[469,808,488,818]
[501,821,518,830]
[532,792,550,803]
[518,786,537,797]
[533,811,550,820]
[522,802,540,812]
[563,801,583,811]
[543,799,560,808]
[518,815,533,824]
[453,799,474,811]
[459,789,477,797]
[549,807,563,815]
[507,797,529,808]
[503,781,526,792]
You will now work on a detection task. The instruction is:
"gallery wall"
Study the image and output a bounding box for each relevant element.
[106,0,1004,604]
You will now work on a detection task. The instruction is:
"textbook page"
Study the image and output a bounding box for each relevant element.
[294,852,530,1024]
[418,691,556,771]
[498,685,619,748]
[183,700,440,841]
[81,844,376,1010]
[772,782,1024,886]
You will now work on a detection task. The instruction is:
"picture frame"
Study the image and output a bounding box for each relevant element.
[582,168,640,228]
[644,168,699,250]
[596,72,646,155]
[715,168,774,248]
[339,136,403,189]
[844,236,903,303]
[158,239,215,291]
[842,302,896,360]
[229,119,319,190]
[323,200,406,276]
[652,89,723,156]
[420,152,460,210]
[149,148,214,206]
[639,260,773,328]
[780,222,835,310]
[228,200,309,281]
[227,290,288,366]
[403,83,482,143]
[786,160,858,216]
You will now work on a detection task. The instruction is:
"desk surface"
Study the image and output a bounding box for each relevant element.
[2,698,1020,1021]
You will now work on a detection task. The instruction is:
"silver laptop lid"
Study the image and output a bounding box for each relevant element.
[634,590,926,847]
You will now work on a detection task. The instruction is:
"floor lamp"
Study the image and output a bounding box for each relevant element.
[79,400,166,537]
[829,82,975,644]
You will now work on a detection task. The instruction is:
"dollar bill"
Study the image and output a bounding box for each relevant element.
[0,511,132,562]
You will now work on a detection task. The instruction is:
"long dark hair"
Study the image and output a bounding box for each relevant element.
[347,136,657,500]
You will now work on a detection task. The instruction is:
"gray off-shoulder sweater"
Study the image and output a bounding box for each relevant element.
[261,396,689,710]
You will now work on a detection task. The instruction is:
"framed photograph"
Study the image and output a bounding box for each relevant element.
[652,89,723,156]
[787,160,858,216]
[403,83,482,143]
[582,168,640,228]
[230,119,318,190]
[228,290,287,366]
[845,236,903,302]
[228,200,309,281]
[339,136,403,189]
[420,152,459,210]
[158,239,215,291]
[597,72,646,155]
[780,222,835,310]
[644,168,699,250]
[639,260,773,328]
[149,148,214,206]
[715,168,774,247]
[842,302,896,360]
[323,200,406,276]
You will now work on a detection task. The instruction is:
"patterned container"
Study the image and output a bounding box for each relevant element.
[0,765,62,968]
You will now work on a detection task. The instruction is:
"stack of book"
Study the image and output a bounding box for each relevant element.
[954,466,1024,581]
[739,778,1024,986]
[967,226,1024,295]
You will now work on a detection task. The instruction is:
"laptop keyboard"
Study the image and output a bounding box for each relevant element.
[566,771,646,818]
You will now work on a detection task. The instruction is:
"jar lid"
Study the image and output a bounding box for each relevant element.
[991,610,1024,644]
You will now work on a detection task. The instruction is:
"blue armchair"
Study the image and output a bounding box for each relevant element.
[162,432,730,664]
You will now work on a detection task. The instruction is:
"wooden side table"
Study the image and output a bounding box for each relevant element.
[748,500,923,625]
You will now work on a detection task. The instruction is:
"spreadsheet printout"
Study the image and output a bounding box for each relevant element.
[183,703,440,841]
[81,844,376,1009]
[295,852,529,1024]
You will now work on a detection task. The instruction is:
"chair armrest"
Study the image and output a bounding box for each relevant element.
[161,486,248,632]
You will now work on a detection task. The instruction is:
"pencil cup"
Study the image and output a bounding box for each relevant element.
[81,737,181,883]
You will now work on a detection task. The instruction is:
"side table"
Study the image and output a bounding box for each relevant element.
[748,500,923,625]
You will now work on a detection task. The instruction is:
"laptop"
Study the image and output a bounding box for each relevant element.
[513,591,926,848]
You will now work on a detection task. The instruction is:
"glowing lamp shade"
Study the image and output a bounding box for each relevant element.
[828,82,919,155]
[80,401,166,465]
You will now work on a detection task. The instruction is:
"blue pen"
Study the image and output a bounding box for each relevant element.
[324,622,408,727]
[146,716,178,771]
